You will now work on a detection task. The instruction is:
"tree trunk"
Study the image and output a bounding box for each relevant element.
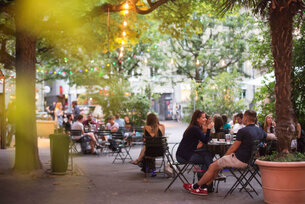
[270,5,295,152]
[14,24,41,171]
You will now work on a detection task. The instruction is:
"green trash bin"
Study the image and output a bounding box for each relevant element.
[49,134,70,173]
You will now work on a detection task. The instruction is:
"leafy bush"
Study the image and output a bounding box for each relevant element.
[123,95,151,126]
[261,152,305,162]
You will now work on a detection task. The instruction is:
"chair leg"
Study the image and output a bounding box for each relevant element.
[164,163,190,192]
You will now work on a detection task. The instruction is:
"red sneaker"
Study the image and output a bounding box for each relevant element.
[183,183,193,191]
[190,188,208,196]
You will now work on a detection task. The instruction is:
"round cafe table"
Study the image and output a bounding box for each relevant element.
[207,142,231,158]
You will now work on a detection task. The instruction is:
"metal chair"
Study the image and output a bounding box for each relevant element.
[70,130,82,153]
[224,140,261,198]
[142,136,167,178]
[164,146,191,192]
[111,132,133,163]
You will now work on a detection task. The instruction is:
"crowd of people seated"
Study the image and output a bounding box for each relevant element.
[127,109,304,196]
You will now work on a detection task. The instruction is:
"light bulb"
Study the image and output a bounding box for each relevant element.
[123,21,127,26]
[123,31,126,36]
[124,3,129,10]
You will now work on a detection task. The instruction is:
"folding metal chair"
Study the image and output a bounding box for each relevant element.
[224,140,261,198]
[96,130,111,154]
[133,127,144,145]
[143,136,167,178]
[164,147,191,192]
[111,132,133,163]
[70,130,82,153]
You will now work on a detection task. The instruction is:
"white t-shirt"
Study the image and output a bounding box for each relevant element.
[72,121,84,131]
[232,123,245,134]
[106,122,119,131]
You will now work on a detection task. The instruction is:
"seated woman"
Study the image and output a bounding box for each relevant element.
[211,114,226,139]
[222,114,231,133]
[130,113,165,172]
[260,114,277,155]
[176,110,213,187]
[124,116,135,146]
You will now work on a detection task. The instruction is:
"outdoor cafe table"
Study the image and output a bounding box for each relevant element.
[207,142,231,158]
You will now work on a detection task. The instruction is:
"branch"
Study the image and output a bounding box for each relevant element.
[86,0,171,18]
[135,0,170,14]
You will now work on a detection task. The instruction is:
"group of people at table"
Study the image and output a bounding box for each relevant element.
[63,112,135,154]
[55,101,303,196]
[131,109,281,196]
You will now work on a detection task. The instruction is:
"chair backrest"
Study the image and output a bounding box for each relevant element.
[97,130,111,136]
[118,127,126,134]
[145,136,167,157]
[249,140,261,165]
[111,131,124,140]
[70,130,82,137]
[134,127,144,136]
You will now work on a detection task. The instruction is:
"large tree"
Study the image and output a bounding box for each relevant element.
[218,0,305,152]
[168,14,253,82]
[0,0,172,172]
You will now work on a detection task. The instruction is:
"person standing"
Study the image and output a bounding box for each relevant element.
[46,101,56,120]
[72,101,80,121]
[6,100,16,147]
[54,102,64,128]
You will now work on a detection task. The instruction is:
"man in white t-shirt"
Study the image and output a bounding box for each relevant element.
[231,112,245,134]
[71,115,101,154]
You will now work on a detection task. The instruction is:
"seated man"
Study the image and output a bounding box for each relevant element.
[83,113,98,131]
[183,110,264,196]
[230,112,244,135]
[71,115,101,154]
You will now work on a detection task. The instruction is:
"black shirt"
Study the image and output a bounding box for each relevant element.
[235,124,266,163]
[176,125,211,161]
[125,122,134,132]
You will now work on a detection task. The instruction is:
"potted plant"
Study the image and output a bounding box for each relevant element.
[215,0,305,203]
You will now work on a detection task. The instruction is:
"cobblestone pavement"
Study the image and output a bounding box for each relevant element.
[0,121,264,204]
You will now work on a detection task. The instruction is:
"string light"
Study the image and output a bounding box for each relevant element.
[123,21,127,26]
[124,3,129,10]
[196,59,200,65]
[122,31,126,36]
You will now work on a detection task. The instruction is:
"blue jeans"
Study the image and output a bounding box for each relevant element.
[177,149,213,171]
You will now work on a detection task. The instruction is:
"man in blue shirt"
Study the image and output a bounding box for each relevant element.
[184,110,265,196]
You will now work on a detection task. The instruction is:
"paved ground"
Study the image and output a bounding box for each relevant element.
[0,121,264,204]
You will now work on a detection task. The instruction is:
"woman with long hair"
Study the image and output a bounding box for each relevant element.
[176,110,213,187]
[263,114,275,133]
[54,102,64,128]
[211,114,226,139]
[130,113,165,165]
